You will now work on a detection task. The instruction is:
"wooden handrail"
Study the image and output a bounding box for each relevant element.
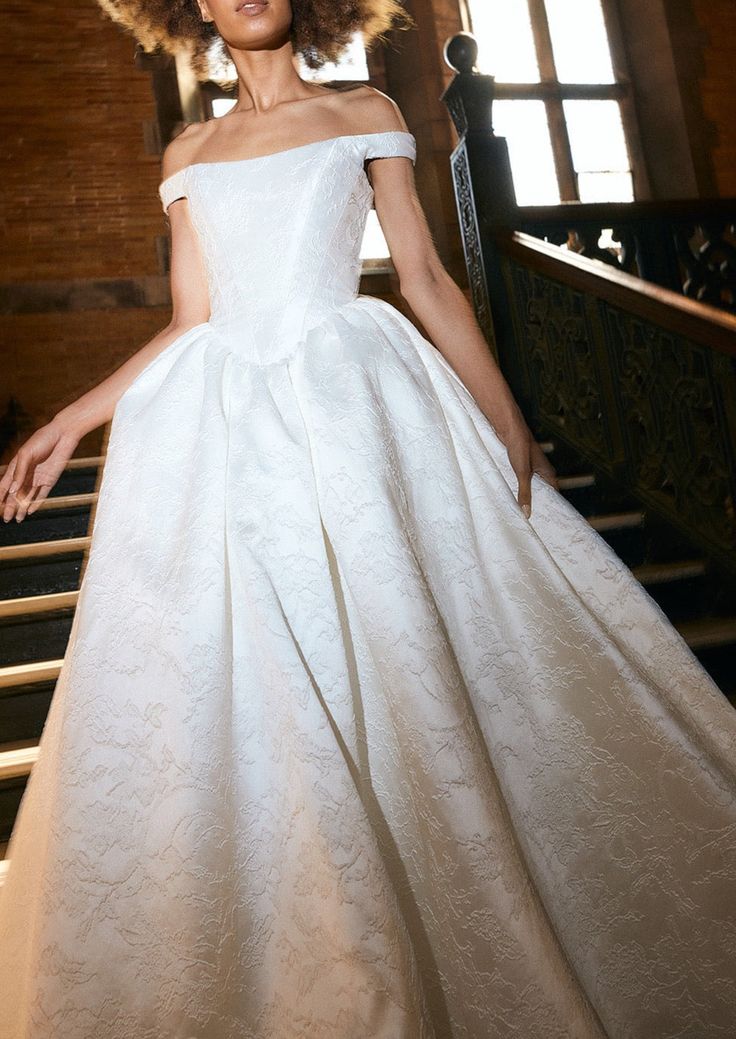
[497,198,736,227]
[498,232,736,357]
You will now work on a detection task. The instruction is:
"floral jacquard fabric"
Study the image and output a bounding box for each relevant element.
[1,131,735,1039]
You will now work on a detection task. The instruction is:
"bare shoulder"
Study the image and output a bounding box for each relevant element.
[161,121,215,180]
[334,84,409,135]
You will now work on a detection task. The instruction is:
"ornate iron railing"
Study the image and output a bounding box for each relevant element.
[440,32,736,572]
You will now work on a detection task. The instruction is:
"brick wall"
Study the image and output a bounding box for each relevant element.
[1,0,169,462]
[2,0,164,281]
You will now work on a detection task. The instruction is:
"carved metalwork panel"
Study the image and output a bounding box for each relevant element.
[502,261,614,466]
[602,309,736,554]
[498,257,736,566]
[674,221,736,312]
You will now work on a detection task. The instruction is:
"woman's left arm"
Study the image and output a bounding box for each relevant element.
[368,146,558,517]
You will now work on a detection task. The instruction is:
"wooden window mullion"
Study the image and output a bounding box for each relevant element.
[599,0,651,197]
[526,0,578,200]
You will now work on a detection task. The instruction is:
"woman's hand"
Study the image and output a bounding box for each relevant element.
[501,419,559,518]
[0,421,81,523]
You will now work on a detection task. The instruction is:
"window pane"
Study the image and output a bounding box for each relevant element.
[563,100,630,172]
[360,210,390,261]
[298,32,369,81]
[544,0,615,83]
[467,0,540,83]
[578,171,634,203]
[212,98,237,118]
[493,101,560,205]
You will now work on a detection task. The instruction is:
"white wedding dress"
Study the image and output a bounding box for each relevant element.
[1,130,735,1039]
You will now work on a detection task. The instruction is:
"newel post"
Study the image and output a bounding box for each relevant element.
[441,33,518,365]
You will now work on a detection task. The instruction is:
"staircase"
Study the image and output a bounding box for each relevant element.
[0,456,100,886]
[1,444,734,889]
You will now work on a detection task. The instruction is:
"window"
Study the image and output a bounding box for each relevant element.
[202,33,391,263]
[461,0,637,205]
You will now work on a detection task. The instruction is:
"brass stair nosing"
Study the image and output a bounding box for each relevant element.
[632,560,707,586]
[675,618,736,651]
[0,743,39,781]
[0,536,91,563]
[587,511,645,533]
[0,590,79,619]
[558,474,596,490]
[0,659,64,691]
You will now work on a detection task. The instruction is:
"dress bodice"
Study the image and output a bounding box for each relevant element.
[158,130,416,363]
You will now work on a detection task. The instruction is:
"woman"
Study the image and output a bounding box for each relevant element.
[0,2,734,1037]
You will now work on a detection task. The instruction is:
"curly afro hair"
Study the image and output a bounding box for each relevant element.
[96,0,412,79]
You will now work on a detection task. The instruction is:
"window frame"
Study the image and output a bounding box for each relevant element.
[460,0,650,201]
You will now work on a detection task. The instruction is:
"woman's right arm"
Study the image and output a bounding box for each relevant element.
[1,138,210,522]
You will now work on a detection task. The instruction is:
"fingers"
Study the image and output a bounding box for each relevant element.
[508,434,559,520]
[517,468,532,518]
[15,482,47,523]
[8,449,31,501]
[530,441,559,491]
[2,465,43,523]
[1,461,24,523]
[0,459,18,506]
[506,438,533,518]
[1,450,34,522]
[3,478,31,523]
[27,485,53,515]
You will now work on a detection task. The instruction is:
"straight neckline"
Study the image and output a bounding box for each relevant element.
[158,130,415,191]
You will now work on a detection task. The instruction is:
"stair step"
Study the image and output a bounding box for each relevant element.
[0,541,87,599]
[0,741,38,781]
[0,536,91,563]
[0,502,93,547]
[588,511,645,533]
[0,590,79,619]
[28,492,97,511]
[0,681,55,742]
[633,560,707,585]
[64,456,104,471]
[557,474,596,491]
[676,617,736,651]
[0,607,75,666]
[0,659,64,692]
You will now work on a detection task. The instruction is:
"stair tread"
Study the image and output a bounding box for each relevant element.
[0,658,64,690]
[0,589,79,618]
[0,536,91,563]
[587,510,645,532]
[558,474,596,490]
[676,616,736,650]
[0,740,38,780]
[32,492,97,510]
[64,456,104,470]
[633,559,707,585]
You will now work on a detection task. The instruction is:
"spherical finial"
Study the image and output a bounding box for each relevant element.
[443,32,479,74]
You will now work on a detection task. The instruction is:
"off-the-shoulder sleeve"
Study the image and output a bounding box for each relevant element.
[158,169,188,214]
[364,131,417,166]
